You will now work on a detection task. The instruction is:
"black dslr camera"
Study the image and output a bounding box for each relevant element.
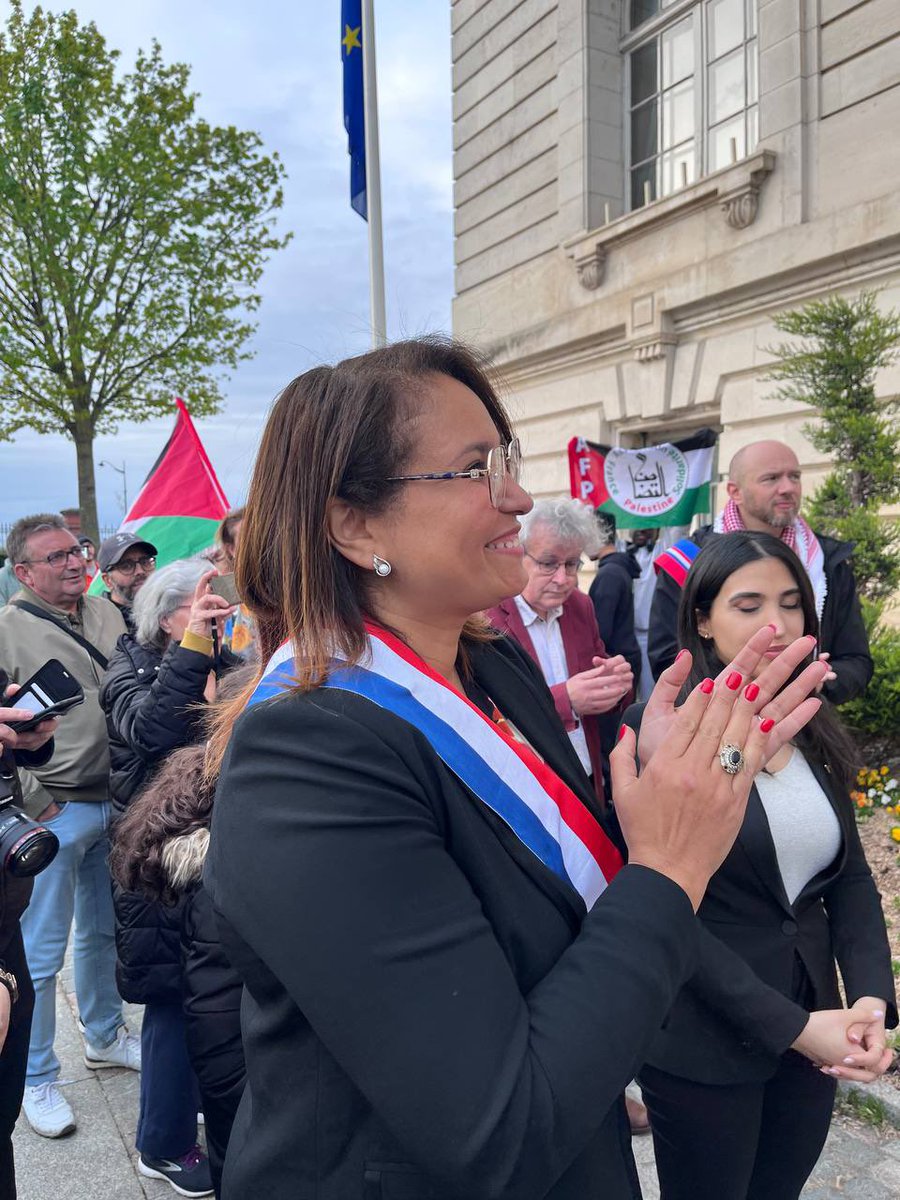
[0,763,59,877]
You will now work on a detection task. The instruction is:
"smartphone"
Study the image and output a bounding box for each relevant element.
[209,573,241,606]
[5,659,85,732]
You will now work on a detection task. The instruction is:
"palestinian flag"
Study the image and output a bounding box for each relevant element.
[90,400,229,591]
[568,428,717,529]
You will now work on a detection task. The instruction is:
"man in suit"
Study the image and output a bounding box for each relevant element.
[486,498,633,810]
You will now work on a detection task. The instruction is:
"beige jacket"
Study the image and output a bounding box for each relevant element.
[0,586,126,817]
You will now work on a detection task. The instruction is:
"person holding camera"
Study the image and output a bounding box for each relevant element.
[0,513,137,1141]
[0,679,58,1197]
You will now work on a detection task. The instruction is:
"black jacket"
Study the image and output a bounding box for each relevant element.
[100,634,239,1003]
[103,592,135,636]
[648,527,873,705]
[205,635,823,1200]
[588,552,642,682]
[172,830,244,1192]
[625,702,897,1084]
[101,634,240,812]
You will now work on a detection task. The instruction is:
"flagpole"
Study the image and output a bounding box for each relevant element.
[361,0,387,348]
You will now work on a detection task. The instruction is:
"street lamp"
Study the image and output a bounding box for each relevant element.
[99,459,128,515]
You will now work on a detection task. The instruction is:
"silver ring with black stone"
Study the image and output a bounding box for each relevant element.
[719,744,746,775]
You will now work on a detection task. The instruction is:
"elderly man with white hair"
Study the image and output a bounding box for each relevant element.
[486,498,633,811]
[648,439,872,704]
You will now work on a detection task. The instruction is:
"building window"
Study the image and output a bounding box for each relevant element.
[627,0,758,211]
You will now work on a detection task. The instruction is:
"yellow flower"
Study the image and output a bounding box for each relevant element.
[891,827,900,843]
[882,766,889,775]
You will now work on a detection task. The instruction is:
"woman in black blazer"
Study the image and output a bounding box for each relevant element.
[628,531,896,1200]
[202,338,864,1200]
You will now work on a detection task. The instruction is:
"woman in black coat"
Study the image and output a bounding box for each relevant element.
[627,532,896,1200]
[110,742,245,1196]
[201,338,870,1200]
[100,559,236,1199]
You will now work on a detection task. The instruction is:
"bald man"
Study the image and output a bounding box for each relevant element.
[647,439,872,705]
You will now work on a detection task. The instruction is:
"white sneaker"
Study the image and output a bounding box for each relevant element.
[22,1082,76,1138]
[82,1024,141,1071]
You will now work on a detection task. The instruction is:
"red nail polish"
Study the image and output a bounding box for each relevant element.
[617,725,627,742]
[760,717,775,733]
[726,671,742,691]
[700,678,714,694]
[744,683,760,702]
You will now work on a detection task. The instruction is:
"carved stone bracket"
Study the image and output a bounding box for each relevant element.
[573,244,607,291]
[720,154,776,230]
[563,149,777,290]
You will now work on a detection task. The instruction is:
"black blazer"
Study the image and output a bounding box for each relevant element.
[206,636,703,1200]
[626,703,897,1085]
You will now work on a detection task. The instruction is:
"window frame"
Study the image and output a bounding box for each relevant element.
[623,0,759,212]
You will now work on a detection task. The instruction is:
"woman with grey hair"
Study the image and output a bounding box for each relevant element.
[99,560,237,1197]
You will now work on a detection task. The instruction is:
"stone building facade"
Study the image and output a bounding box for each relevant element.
[451,0,900,508]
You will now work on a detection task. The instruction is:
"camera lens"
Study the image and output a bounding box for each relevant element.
[0,810,59,877]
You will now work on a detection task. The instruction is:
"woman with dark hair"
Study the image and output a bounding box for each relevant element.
[628,530,896,1200]
[110,730,249,1198]
[203,337,862,1200]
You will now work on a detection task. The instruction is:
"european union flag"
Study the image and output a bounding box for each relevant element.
[342,0,366,220]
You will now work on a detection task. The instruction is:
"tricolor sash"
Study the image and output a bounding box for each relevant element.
[653,537,701,587]
[247,625,622,911]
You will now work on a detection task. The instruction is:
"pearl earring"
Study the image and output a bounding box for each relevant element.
[373,554,392,578]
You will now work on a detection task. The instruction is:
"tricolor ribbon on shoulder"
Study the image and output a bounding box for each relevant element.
[247,624,622,911]
[653,537,701,587]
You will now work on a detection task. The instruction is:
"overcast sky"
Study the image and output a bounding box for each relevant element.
[0,1,453,528]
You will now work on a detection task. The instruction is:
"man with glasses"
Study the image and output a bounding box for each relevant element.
[97,533,158,635]
[486,497,633,811]
[0,514,138,1140]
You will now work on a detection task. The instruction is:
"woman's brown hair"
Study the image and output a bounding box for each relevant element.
[206,336,515,777]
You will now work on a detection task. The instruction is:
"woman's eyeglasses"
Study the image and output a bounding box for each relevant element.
[388,438,522,509]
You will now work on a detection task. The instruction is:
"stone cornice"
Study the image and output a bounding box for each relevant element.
[564,150,777,290]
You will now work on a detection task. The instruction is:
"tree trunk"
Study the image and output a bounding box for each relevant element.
[72,415,99,545]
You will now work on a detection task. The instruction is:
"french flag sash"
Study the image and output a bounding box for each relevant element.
[653,537,701,587]
[247,625,622,911]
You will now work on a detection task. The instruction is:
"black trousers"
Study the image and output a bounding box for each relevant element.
[0,928,34,1200]
[639,1051,837,1200]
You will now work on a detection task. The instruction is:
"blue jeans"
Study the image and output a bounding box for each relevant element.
[21,800,123,1086]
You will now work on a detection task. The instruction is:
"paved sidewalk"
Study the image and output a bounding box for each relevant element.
[11,977,900,1198]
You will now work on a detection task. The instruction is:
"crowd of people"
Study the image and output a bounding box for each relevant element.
[0,334,894,1200]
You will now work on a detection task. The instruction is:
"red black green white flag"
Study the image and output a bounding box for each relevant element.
[92,400,229,588]
[568,428,717,528]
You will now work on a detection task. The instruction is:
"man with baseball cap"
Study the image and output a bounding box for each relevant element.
[97,534,157,635]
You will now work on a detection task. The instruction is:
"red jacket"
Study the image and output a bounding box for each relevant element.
[485,590,609,807]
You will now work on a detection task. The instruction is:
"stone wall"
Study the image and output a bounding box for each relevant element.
[451,0,900,509]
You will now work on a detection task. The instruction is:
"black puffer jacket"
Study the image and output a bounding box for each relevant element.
[164,826,245,1191]
[100,633,239,1003]
[101,634,239,812]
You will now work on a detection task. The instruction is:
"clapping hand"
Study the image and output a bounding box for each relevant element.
[566,655,633,716]
[634,626,828,770]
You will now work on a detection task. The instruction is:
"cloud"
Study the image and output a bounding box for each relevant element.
[0,0,453,528]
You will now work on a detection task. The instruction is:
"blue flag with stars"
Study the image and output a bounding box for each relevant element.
[342,0,366,220]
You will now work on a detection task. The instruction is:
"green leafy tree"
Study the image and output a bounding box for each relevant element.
[766,291,900,604]
[0,2,290,539]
